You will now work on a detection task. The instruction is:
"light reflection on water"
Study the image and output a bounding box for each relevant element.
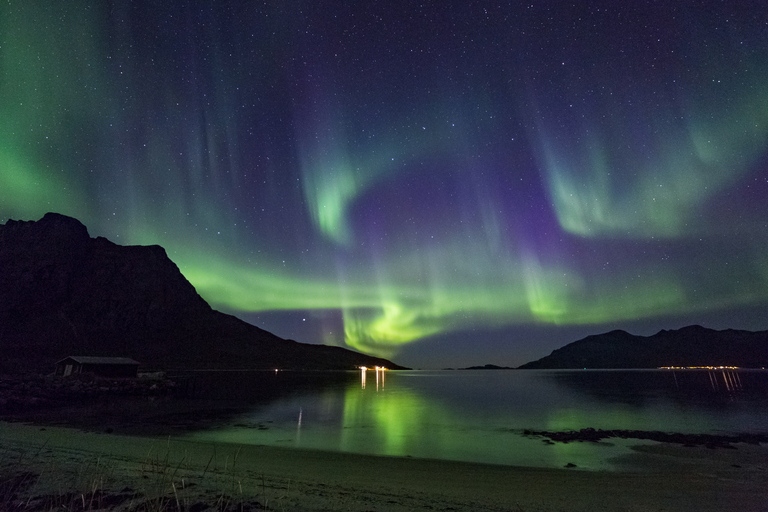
[182,370,768,469]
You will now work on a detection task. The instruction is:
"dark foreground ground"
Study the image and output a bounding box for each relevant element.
[1,421,767,512]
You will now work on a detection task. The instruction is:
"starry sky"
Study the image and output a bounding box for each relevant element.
[2,1,768,368]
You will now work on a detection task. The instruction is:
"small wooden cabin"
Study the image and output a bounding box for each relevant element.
[55,356,140,378]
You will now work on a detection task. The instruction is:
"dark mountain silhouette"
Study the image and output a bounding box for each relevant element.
[518,325,768,369]
[0,213,406,373]
[461,364,514,370]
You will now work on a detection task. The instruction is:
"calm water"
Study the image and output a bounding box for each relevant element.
[178,369,768,470]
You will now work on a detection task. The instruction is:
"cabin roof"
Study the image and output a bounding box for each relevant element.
[56,356,140,366]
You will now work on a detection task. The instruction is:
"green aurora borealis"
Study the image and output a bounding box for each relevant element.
[2,1,768,366]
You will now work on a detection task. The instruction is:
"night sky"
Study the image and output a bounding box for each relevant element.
[2,1,768,368]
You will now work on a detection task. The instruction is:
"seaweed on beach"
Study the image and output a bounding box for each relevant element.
[523,427,768,449]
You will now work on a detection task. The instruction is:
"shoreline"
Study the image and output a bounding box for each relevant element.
[2,421,767,511]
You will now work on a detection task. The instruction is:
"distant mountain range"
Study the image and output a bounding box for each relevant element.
[518,325,768,369]
[0,213,405,373]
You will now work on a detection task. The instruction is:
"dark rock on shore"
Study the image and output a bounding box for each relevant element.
[0,373,176,413]
[523,427,768,449]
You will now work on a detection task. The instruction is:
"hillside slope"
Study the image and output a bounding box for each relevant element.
[0,213,405,373]
[518,325,768,369]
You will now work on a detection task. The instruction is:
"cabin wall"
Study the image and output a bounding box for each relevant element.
[55,361,138,378]
[80,363,138,378]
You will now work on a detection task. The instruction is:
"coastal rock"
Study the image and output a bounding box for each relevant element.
[0,373,179,413]
[524,428,768,448]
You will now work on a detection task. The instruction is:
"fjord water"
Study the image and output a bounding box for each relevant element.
[181,369,768,469]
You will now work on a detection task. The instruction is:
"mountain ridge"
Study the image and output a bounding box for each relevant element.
[518,324,768,369]
[0,213,406,373]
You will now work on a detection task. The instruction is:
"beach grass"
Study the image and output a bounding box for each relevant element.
[0,434,273,511]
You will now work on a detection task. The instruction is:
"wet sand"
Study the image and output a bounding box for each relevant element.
[1,421,766,511]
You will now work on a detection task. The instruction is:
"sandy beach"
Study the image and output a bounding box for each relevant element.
[1,421,766,511]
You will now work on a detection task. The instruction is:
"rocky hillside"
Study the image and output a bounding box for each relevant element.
[518,325,768,369]
[0,213,405,373]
